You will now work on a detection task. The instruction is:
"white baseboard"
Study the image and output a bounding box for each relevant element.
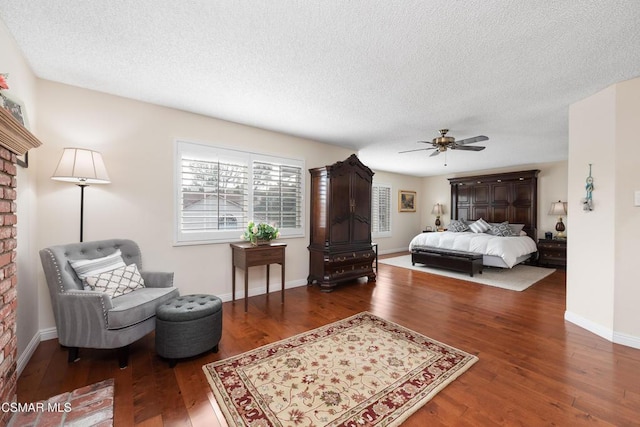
[40,327,58,341]
[17,327,58,377]
[216,279,308,303]
[613,331,640,350]
[378,247,407,256]
[17,332,41,377]
[564,310,614,341]
[564,310,640,349]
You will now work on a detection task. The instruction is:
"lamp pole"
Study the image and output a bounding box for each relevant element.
[78,183,88,242]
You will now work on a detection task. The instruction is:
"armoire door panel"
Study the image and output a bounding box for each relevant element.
[329,173,351,245]
[351,173,372,243]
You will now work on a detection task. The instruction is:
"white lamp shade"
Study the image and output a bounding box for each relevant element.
[51,148,110,184]
[431,203,444,215]
[548,201,567,216]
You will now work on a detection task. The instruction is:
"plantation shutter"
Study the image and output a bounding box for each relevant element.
[175,140,304,244]
[179,149,249,241]
[372,184,391,234]
[252,161,303,229]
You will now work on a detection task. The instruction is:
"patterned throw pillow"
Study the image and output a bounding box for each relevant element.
[469,218,490,233]
[69,250,127,280]
[488,221,514,237]
[84,264,145,298]
[448,219,470,232]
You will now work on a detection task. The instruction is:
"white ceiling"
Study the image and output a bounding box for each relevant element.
[1,1,639,176]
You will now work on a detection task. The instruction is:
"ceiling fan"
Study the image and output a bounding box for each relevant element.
[399,129,489,158]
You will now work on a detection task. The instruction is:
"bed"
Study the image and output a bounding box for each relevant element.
[409,229,537,268]
[410,170,540,269]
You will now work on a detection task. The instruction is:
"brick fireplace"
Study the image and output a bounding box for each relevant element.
[0,107,42,426]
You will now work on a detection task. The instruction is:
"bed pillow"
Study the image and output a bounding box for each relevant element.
[469,218,490,233]
[508,223,525,235]
[488,221,514,237]
[84,264,145,298]
[448,219,470,232]
[69,250,127,280]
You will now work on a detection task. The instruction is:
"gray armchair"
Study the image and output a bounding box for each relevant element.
[39,239,179,368]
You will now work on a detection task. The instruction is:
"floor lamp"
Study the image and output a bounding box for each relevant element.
[51,148,110,242]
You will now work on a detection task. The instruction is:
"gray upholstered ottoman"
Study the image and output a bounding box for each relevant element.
[155,294,222,367]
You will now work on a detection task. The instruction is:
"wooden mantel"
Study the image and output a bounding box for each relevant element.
[0,106,43,155]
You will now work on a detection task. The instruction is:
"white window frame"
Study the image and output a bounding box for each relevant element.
[174,140,305,245]
[371,182,392,238]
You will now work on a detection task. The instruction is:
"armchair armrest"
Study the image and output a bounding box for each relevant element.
[57,291,113,346]
[141,271,174,288]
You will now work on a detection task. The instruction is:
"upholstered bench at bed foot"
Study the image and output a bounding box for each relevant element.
[155,294,222,367]
[411,248,483,277]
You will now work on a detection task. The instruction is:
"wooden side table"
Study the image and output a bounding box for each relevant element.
[230,242,287,312]
[537,238,566,268]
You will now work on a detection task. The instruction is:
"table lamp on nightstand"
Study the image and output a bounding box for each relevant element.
[431,203,444,230]
[549,200,567,239]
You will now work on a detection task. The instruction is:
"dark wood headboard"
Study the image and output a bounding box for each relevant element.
[448,170,540,238]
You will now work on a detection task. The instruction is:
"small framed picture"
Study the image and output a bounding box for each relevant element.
[1,93,30,167]
[425,226,433,232]
[399,190,416,212]
[1,93,28,128]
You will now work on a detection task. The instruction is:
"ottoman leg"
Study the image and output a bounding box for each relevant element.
[212,344,219,353]
[169,359,177,368]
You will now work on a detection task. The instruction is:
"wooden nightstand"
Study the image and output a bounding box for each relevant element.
[537,239,566,268]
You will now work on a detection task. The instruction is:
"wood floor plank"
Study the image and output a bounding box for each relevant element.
[17,259,640,426]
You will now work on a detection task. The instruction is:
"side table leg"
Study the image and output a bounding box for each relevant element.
[266,264,270,295]
[244,270,249,312]
[232,267,236,303]
[281,260,285,304]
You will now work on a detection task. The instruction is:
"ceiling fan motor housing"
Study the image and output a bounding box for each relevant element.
[433,128,454,147]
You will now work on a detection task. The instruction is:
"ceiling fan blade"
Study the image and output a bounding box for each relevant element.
[399,148,435,153]
[429,150,440,157]
[452,145,485,151]
[455,135,489,145]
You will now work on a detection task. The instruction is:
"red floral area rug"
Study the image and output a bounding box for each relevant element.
[203,312,478,426]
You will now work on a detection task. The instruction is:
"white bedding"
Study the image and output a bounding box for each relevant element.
[409,231,538,268]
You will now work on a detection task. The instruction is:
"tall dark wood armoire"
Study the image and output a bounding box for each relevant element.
[307,154,376,291]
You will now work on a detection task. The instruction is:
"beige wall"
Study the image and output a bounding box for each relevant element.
[420,161,568,239]
[567,76,640,348]
[1,19,41,371]
[614,78,640,342]
[33,80,420,332]
[371,171,423,254]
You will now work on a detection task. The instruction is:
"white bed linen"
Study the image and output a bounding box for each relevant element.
[409,231,538,268]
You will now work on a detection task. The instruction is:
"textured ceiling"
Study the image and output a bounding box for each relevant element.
[1,1,639,176]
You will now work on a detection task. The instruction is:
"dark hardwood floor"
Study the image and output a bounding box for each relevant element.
[18,255,640,426]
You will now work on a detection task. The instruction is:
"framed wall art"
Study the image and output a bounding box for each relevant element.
[398,190,416,212]
[1,92,30,167]
[1,93,28,128]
